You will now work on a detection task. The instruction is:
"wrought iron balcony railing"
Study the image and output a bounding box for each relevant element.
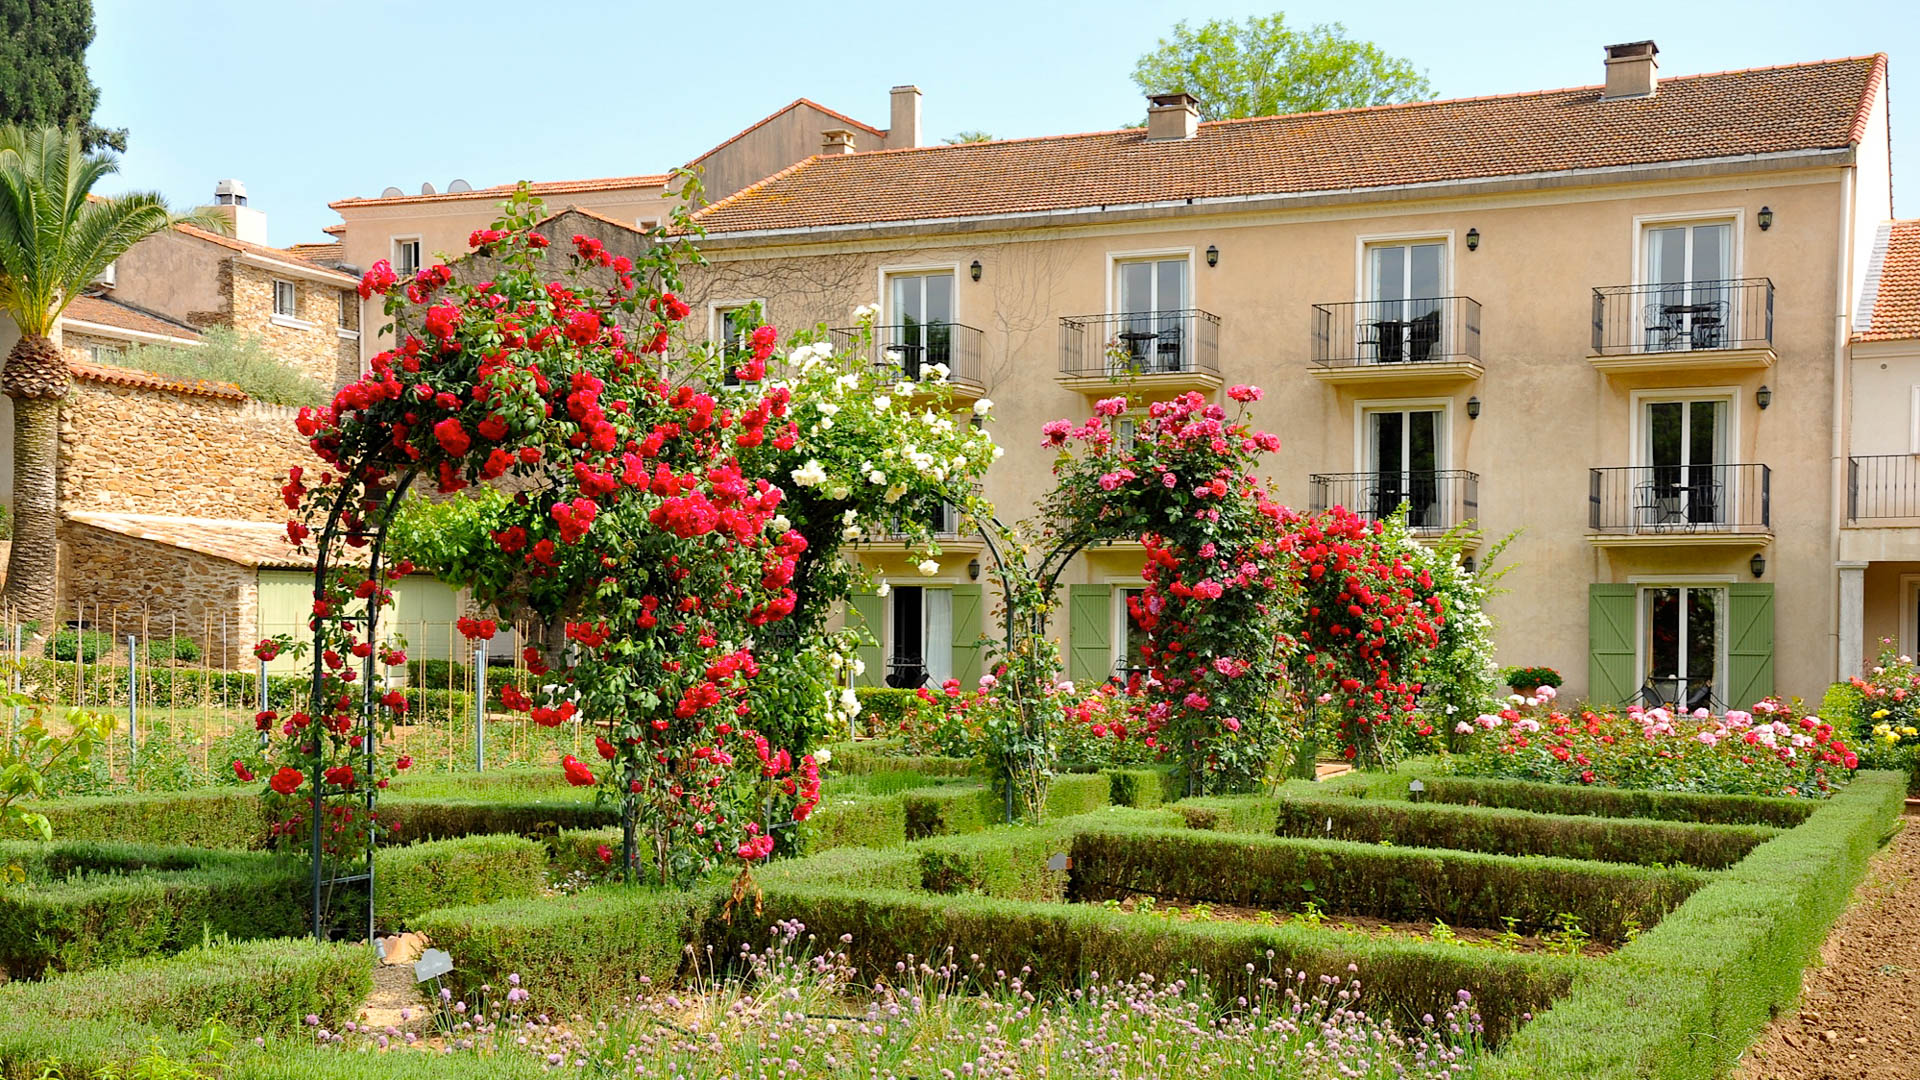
[1310,297,1481,369]
[1307,470,1480,530]
[1588,464,1771,534]
[1059,309,1220,379]
[826,322,985,388]
[1590,278,1774,355]
[1848,454,1920,521]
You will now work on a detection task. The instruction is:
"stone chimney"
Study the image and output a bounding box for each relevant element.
[1146,93,1201,140]
[208,179,268,244]
[889,85,922,148]
[1602,40,1659,99]
[821,129,858,155]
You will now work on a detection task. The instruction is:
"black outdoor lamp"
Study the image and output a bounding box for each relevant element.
[1757,206,1774,231]
[1466,395,1482,420]
[1465,228,1481,251]
[1462,555,1477,574]
[1749,552,1767,579]
[969,259,982,282]
[1205,244,1219,267]
[1755,384,1772,410]
[967,557,981,581]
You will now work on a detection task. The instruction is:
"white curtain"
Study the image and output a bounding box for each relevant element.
[924,588,953,686]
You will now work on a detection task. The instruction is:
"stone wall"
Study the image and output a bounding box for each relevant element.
[59,521,258,667]
[229,261,360,389]
[58,375,309,521]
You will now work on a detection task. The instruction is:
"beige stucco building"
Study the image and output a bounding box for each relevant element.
[674,43,1897,710]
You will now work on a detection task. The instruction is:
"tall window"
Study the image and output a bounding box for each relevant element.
[272,280,297,317]
[1640,398,1729,527]
[1364,241,1445,363]
[392,238,421,279]
[1114,257,1189,373]
[886,585,953,689]
[1363,406,1443,527]
[1113,586,1149,681]
[1643,222,1733,351]
[885,272,953,379]
[714,303,760,385]
[337,292,354,328]
[1642,585,1724,710]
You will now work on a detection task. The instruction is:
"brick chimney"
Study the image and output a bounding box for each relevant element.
[1602,40,1659,99]
[821,129,858,155]
[1146,93,1201,140]
[208,179,268,244]
[889,85,922,148]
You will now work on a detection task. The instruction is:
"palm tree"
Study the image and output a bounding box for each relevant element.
[0,126,206,631]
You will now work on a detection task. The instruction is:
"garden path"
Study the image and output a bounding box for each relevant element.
[1734,813,1920,1080]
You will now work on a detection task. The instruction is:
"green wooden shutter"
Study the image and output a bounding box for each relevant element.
[1726,583,1775,709]
[1588,584,1637,707]
[950,584,984,690]
[847,592,884,689]
[1068,585,1111,687]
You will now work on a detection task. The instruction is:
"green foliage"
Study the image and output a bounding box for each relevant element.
[942,131,994,144]
[1069,825,1707,944]
[111,326,328,407]
[0,691,114,842]
[817,740,972,777]
[1130,14,1431,121]
[1500,666,1564,690]
[15,787,267,847]
[142,634,201,664]
[1098,766,1178,808]
[0,502,11,541]
[372,834,546,924]
[900,785,991,839]
[796,791,908,852]
[916,827,1071,901]
[0,2,126,152]
[757,845,922,891]
[1272,795,1778,869]
[1173,794,1288,834]
[1342,769,1819,827]
[384,488,512,587]
[42,627,112,662]
[1046,771,1113,818]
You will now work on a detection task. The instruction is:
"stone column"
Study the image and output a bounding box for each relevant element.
[1837,562,1868,681]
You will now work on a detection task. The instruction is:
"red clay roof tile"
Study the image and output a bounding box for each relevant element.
[1859,219,1920,342]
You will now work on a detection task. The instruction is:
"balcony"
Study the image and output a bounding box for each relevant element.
[1588,278,1775,375]
[1307,470,1480,532]
[1848,455,1920,524]
[1309,297,1483,385]
[826,322,986,400]
[1587,464,1772,545]
[1058,309,1221,395]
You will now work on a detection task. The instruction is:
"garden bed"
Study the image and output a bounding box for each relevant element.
[1099,896,1614,957]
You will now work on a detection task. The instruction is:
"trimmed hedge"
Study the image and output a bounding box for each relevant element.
[799,791,909,852]
[915,827,1072,901]
[902,785,994,838]
[819,740,973,777]
[758,845,923,891]
[1272,796,1779,869]
[1340,768,1819,827]
[1102,767,1179,809]
[411,886,711,1013]
[1486,770,1907,1079]
[1069,826,1708,943]
[1173,795,1286,833]
[380,794,616,841]
[18,787,267,847]
[374,834,547,924]
[1046,772,1113,818]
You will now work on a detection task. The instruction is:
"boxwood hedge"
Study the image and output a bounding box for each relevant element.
[1335,768,1818,827]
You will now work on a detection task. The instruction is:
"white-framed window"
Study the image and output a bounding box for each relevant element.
[1361,239,1448,364]
[1633,392,1733,528]
[338,292,353,328]
[392,237,421,278]
[885,585,954,688]
[272,279,298,317]
[710,301,763,386]
[85,343,118,363]
[1639,218,1737,351]
[1358,401,1446,527]
[1110,254,1192,374]
[1639,583,1727,710]
[1899,574,1920,660]
[877,270,955,380]
[1111,585,1148,680]
[1114,416,1138,454]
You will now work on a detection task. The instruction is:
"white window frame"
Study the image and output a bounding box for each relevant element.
[880,581,959,688]
[272,279,297,316]
[1105,248,1195,316]
[1110,584,1146,678]
[1353,231,1453,303]
[707,298,765,347]
[1627,387,1741,468]
[1352,396,1452,473]
[1909,386,1920,455]
[391,236,423,278]
[876,262,964,325]
[1627,575,1737,709]
[1628,209,1745,288]
[269,279,314,330]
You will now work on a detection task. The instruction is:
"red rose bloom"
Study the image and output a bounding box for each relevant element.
[562,755,596,787]
[268,767,304,795]
[232,760,255,782]
[434,418,472,457]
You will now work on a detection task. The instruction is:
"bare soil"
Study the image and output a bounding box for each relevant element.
[1103,896,1613,957]
[1733,817,1920,1080]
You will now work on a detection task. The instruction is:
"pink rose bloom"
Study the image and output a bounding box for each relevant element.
[1094,396,1128,417]
[1222,716,1242,732]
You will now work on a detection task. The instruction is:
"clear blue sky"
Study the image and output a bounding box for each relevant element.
[89,0,1915,249]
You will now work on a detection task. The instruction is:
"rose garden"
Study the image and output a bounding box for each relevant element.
[0,193,1906,1080]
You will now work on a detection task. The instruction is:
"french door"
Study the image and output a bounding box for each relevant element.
[1115,258,1189,372]
[887,586,952,688]
[1642,585,1724,710]
[1643,222,1732,351]
[1643,400,1728,527]
[1365,242,1445,363]
[1366,408,1442,527]
[886,272,954,377]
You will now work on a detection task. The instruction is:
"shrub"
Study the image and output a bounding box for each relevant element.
[901,785,994,838]
[142,634,201,664]
[380,795,617,842]
[17,787,268,847]
[406,658,469,688]
[1173,795,1285,833]
[1500,666,1563,690]
[1101,766,1179,808]
[1272,796,1777,869]
[1831,646,1920,794]
[111,326,329,407]
[757,845,922,891]
[1068,825,1707,944]
[819,740,973,777]
[42,627,114,663]
[796,792,907,852]
[1045,772,1112,819]
[1341,769,1818,827]
[373,834,547,924]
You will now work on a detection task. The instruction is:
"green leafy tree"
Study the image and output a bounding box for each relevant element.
[0,0,127,152]
[942,131,993,144]
[110,326,329,407]
[0,126,211,629]
[1131,14,1432,121]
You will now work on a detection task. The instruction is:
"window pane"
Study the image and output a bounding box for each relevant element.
[1691,224,1729,283]
[924,588,953,686]
[1370,412,1404,473]
[1119,262,1152,313]
[1647,402,1683,470]
[1646,587,1680,680]
[891,276,920,326]
[1409,410,1439,472]
[924,274,953,324]
[1686,588,1721,686]
[1370,246,1407,303]
[1156,259,1186,311]
[1409,243,1444,298]
[1647,227,1687,286]
[1687,400,1722,467]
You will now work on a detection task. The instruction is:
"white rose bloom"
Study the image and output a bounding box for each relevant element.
[816,417,834,431]
[884,484,907,503]
[875,581,890,598]
[842,525,863,540]
[840,687,861,714]
[836,373,860,392]
[852,656,867,675]
[868,470,887,485]
[842,509,859,524]
[770,514,791,533]
[814,747,832,764]
[923,362,951,383]
[828,485,851,500]
[852,303,880,323]
[872,395,891,412]
[973,398,994,415]
[895,381,916,397]
[991,445,1006,460]
[790,460,828,487]
[817,402,840,417]
[916,559,940,577]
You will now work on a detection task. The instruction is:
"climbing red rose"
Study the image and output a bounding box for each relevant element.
[562,755,596,787]
[268,767,304,795]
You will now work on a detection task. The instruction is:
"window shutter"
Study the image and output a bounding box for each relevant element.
[846,592,883,689]
[950,584,984,690]
[1068,585,1111,687]
[1727,583,1775,709]
[1588,584,1637,706]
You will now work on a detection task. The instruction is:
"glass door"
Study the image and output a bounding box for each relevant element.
[887,272,954,379]
[1643,400,1727,528]
[1366,243,1445,363]
[923,588,953,687]
[1114,587,1149,682]
[1116,258,1189,373]
[888,586,925,688]
[1643,223,1732,350]
[1642,585,1724,710]
[1366,408,1442,527]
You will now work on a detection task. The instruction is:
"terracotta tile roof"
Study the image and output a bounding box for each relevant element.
[329,174,671,210]
[691,56,1885,236]
[1857,219,1920,341]
[65,512,327,569]
[687,98,886,166]
[60,295,202,343]
[284,241,346,265]
[67,359,247,401]
[174,224,359,283]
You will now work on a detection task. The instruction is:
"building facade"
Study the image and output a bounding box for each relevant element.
[678,44,1895,708]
